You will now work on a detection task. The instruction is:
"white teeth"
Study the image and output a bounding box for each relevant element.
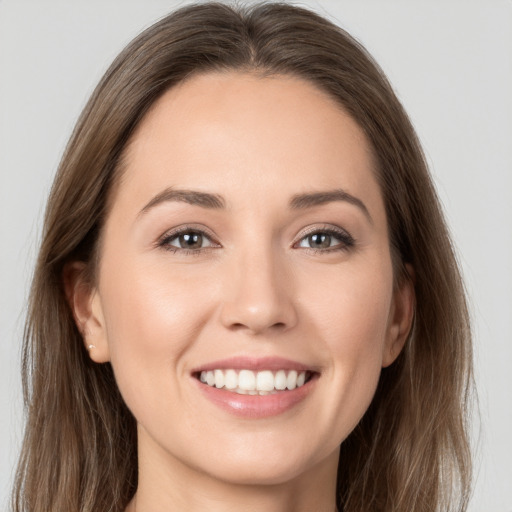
[198,369,310,394]
[286,370,298,390]
[275,370,287,390]
[214,369,224,388]
[256,370,275,391]
[238,370,256,391]
[224,369,238,390]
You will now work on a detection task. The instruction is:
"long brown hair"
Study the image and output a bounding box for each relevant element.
[13,2,473,511]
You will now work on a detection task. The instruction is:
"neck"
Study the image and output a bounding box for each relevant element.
[126,429,339,512]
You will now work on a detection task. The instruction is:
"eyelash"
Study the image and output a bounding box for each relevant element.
[295,226,355,254]
[157,224,355,255]
[157,225,219,256]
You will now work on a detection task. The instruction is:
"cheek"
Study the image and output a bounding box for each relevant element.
[299,258,393,433]
[102,252,218,336]
[302,256,393,355]
[98,257,216,406]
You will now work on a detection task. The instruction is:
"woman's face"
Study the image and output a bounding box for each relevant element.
[77,72,413,486]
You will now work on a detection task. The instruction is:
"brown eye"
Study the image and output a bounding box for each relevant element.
[178,232,203,249]
[297,228,355,252]
[162,229,215,251]
[307,233,332,249]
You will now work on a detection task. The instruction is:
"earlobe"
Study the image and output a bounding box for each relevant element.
[382,264,416,368]
[63,262,110,363]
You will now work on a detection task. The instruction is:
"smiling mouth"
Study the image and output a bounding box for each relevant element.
[194,369,315,395]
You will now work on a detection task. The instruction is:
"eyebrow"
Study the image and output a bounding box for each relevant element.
[139,188,226,216]
[139,187,372,223]
[290,189,373,223]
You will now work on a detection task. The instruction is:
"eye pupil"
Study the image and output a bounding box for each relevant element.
[309,233,330,248]
[180,232,202,248]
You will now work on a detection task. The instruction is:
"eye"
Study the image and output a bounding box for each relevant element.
[296,227,355,252]
[158,227,218,253]
[169,231,211,250]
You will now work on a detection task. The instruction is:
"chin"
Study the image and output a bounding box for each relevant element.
[202,456,315,486]
[188,434,336,487]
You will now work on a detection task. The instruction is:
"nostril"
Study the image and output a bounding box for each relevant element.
[227,320,288,334]
[218,277,299,334]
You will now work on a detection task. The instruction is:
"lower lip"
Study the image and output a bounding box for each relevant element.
[194,376,317,418]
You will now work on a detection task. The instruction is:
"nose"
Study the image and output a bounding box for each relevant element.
[219,246,298,335]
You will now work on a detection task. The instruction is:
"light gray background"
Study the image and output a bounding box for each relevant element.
[1,1,511,510]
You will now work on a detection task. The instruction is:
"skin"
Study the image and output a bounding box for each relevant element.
[68,72,414,512]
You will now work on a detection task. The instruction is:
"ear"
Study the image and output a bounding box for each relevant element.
[63,262,110,363]
[382,264,415,368]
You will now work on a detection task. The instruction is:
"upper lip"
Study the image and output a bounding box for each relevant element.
[191,356,318,374]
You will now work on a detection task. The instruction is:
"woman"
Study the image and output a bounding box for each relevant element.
[12,2,473,511]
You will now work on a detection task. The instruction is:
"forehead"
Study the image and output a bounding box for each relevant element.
[114,71,383,218]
